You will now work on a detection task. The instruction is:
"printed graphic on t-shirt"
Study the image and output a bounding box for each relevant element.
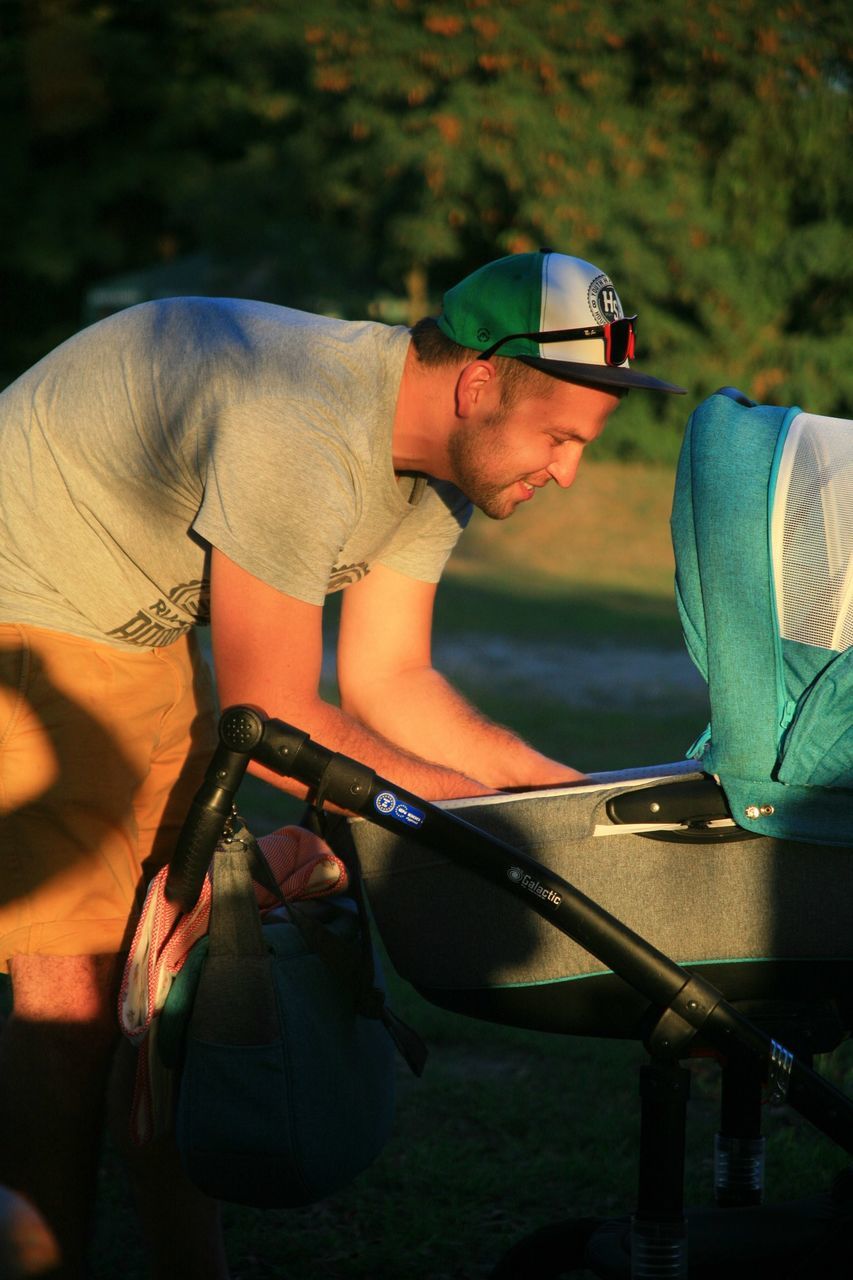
[327,562,369,592]
[107,579,210,646]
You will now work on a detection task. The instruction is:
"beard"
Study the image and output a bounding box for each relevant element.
[446,409,521,520]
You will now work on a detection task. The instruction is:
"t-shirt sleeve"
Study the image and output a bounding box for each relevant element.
[192,398,357,605]
[378,480,473,582]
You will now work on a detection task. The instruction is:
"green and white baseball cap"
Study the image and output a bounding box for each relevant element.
[437,249,685,394]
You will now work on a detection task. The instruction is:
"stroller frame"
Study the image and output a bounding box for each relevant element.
[167,705,853,1279]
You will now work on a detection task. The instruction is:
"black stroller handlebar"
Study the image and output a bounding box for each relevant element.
[164,742,252,907]
[166,705,853,1157]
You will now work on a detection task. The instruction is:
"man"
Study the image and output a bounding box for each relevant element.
[0,249,683,1277]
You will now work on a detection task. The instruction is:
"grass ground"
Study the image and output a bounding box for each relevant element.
[86,459,851,1277]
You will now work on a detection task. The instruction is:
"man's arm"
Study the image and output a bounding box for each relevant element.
[337,562,583,788]
[209,548,494,801]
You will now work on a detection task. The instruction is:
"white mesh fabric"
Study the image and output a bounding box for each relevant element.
[771,413,853,651]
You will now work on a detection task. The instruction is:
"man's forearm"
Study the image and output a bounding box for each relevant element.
[245,693,495,802]
[340,665,582,789]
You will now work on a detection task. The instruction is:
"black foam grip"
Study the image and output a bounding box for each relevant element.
[165,742,251,910]
[165,801,230,910]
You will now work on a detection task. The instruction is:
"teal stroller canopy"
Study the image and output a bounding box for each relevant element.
[671,388,853,845]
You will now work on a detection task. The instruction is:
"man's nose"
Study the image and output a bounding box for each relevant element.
[547,444,582,488]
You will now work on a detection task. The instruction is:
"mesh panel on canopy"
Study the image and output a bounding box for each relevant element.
[771,413,853,652]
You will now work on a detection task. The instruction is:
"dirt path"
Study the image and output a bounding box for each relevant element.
[433,636,707,710]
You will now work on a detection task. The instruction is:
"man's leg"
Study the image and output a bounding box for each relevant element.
[0,1184,59,1279]
[106,635,230,1280]
[0,954,119,1279]
[0,626,142,1276]
[107,1041,230,1280]
[0,955,230,1280]
[0,626,228,1278]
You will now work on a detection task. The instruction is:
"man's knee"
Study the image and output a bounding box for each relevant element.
[6,953,123,1044]
[0,1184,61,1277]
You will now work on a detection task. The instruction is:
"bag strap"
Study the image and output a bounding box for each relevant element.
[194,836,279,1047]
[207,833,267,958]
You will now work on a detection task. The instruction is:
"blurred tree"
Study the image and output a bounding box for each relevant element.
[1,0,850,457]
[289,0,852,449]
[0,0,359,373]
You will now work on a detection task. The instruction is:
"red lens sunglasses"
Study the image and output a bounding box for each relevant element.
[480,315,637,367]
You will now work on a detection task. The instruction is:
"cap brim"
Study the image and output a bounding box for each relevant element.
[517,356,686,395]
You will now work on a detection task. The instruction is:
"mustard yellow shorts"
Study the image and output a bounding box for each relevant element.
[0,624,218,971]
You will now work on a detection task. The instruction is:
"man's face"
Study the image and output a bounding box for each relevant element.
[447,377,620,520]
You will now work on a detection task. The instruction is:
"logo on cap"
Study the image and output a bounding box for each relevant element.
[588,274,623,325]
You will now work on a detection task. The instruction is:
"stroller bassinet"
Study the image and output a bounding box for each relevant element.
[342,391,853,1276]
[167,391,852,1277]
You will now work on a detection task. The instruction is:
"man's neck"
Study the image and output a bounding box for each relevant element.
[391,342,454,481]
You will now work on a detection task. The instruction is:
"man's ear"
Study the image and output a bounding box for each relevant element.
[455,359,499,418]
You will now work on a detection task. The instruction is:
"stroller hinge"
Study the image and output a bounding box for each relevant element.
[644,972,723,1059]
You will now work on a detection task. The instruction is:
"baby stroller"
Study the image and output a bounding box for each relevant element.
[167,390,853,1277]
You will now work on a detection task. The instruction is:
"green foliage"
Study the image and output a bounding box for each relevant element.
[1,0,851,459]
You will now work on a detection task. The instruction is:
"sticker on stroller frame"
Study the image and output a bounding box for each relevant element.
[507,865,562,908]
[374,790,425,828]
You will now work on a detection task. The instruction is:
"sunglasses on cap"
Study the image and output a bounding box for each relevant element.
[480,315,638,367]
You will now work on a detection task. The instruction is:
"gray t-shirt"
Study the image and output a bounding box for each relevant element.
[0,298,471,648]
